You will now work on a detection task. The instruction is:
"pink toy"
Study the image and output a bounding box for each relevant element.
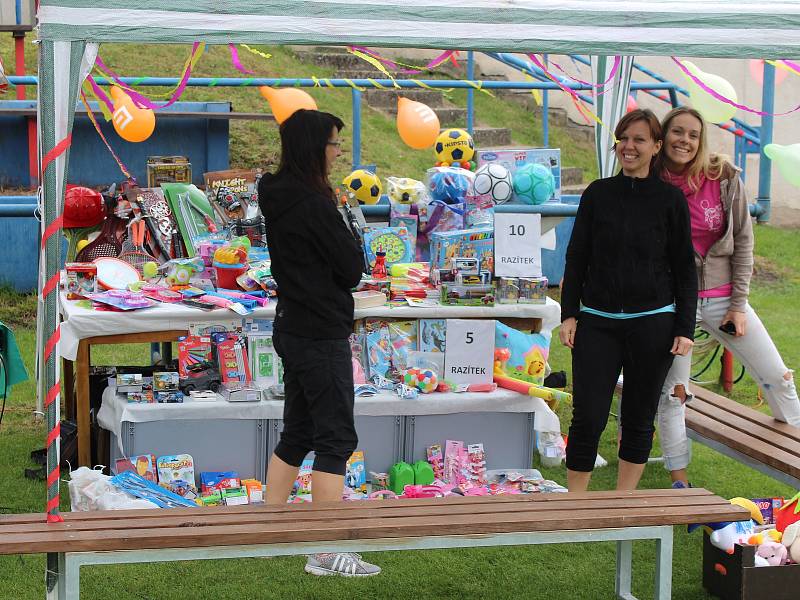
[755,541,788,566]
[402,484,443,498]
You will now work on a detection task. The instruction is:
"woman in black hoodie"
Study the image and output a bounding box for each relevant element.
[559,109,697,492]
[259,110,379,576]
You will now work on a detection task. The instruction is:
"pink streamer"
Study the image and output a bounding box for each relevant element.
[672,57,800,117]
[94,42,201,110]
[347,45,455,75]
[85,74,115,114]
[548,56,621,91]
[228,44,255,75]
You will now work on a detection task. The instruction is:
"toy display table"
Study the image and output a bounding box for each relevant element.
[99,384,560,479]
[60,291,562,466]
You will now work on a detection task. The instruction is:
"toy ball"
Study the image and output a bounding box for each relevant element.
[403,367,439,393]
[513,163,555,205]
[473,163,514,204]
[434,129,475,165]
[142,261,159,279]
[64,186,105,228]
[428,168,472,204]
[385,177,424,204]
[343,169,383,205]
[76,239,90,253]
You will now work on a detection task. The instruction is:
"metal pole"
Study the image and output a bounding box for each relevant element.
[542,54,549,147]
[757,62,775,223]
[351,87,361,170]
[466,51,474,135]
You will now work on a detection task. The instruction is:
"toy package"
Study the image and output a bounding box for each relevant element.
[203,168,262,223]
[426,444,444,480]
[417,319,447,353]
[389,204,419,254]
[293,459,314,498]
[162,183,220,257]
[752,497,784,525]
[131,187,179,260]
[177,335,213,377]
[495,321,551,386]
[349,324,368,385]
[109,471,196,508]
[200,471,241,494]
[345,451,367,494]
[362,226,414,270]
[156,454,197,499]
[475,148,562,202]
[467,443,487,485]
[153,371,179,391]
[444,440,467,486]
[65,263,98,300]
[365,318,392,382]
[429,226,494,274]
[388,320,417,379]
[116,454,158,482]
[248,334,283,387]
[211,331,251,384]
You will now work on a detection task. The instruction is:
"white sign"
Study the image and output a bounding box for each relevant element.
[443,319,495,386]
[494,212,542,278]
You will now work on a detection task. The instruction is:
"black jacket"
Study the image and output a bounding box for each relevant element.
[259,173,363,339]
[560,172,698,340]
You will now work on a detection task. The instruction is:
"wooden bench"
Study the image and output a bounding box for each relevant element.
[0,489,747,600]
[686,383,800,488]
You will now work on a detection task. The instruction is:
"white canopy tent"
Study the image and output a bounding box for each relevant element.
[34,0,800,591]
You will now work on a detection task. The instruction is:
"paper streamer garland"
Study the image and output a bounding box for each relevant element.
[80,91,136,182]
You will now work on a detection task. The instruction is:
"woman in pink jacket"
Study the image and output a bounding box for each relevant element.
[656,106,800,488]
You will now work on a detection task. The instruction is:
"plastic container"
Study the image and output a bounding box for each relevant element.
[388,461,414,495]
[214,262,248,289]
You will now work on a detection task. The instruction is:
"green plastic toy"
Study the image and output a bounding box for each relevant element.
[388,461,414,495]
[412,460,435,485]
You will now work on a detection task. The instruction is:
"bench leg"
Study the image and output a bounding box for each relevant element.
[654,530,673,600]
[615,540,636,600]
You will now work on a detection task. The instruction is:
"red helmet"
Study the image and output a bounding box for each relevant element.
[64,186,105,228]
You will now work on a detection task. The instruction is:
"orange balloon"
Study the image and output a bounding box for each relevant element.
[110,86,155,143]
[259,86,318,124]
[396,97,440,149]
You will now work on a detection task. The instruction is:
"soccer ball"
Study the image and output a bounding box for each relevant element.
[403,367,439,393]
[513,163,555,205]
[434,129,475,165]
[343,169,383,205]
[428,167,472,204]
[473,163,514,204]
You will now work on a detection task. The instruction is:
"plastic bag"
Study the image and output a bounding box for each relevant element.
[68,466,158,511]
[425,166,475,205]
[536,431,566,468]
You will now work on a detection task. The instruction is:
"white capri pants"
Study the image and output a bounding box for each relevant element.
[657,297,799,472]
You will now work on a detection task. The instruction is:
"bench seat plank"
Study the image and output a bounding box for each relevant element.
[0,491,748,555]
[688,383,800,443]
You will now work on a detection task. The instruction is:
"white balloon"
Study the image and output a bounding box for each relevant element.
[682,61,738,124]
[764,143,800,187]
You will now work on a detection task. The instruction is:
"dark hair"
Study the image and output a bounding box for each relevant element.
[274,109,345,195]
[613,108,663,147]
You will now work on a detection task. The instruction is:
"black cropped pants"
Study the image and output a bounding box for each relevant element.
[566,312,676,472]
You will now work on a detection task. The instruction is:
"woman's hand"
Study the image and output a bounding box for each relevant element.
[559,317,577,349]
[671,336,694,356]
[721,310,747,337]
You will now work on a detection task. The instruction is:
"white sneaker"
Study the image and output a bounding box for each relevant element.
[304,552,381,577]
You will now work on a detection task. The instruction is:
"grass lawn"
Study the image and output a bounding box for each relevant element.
[0,224,797,599]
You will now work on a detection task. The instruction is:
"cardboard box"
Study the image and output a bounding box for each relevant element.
[146,155,192,188]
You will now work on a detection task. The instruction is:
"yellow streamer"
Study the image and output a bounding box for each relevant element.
[342,78,366,92]
[367,78,391,90]
[463,79,494,97]
[241,44,272,61]
[347,49,401,88]
[82,81,113,121]
[766,59,799,76]
[409,80,454,93]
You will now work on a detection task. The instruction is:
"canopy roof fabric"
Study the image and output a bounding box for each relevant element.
[38,0,800,58]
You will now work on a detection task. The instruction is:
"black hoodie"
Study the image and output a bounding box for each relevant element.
[259,173,363,339]
[560,172,698,340]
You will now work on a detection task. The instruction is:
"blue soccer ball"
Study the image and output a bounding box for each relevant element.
[428,167,472,204]
[513,163,555,205]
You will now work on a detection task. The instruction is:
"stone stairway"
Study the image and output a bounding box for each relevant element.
[294,47,589,187]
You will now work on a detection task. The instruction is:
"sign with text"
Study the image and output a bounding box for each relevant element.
[443,319,495,386]
[494,212,542,278]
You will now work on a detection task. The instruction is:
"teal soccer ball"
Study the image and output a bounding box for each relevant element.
[513,163,555,205]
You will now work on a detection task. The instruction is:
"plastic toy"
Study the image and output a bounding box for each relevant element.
[343,169,383,205]
[427,167,473,204]
[179,361,221,394]
[412,459,435,485]
[689,497,766,552]
[371,249,388,279]
[162,257,204,286]
[403,367,438,393]
[493,348,571,409]
[385,177,427,205]
[64,186,105,228]
[513,162,556,205]
[434,128,475,167]
[473,163,513,204]
[389,461,415,495]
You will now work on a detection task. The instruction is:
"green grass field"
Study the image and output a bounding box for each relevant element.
[0,38,797,600]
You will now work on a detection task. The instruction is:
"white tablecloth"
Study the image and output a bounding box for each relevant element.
[59,292,561,361]
[98,384,561,446]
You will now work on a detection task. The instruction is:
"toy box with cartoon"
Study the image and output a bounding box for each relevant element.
[494,322,550,386]
[156,454,197,499]
[476,148,561,202]
[293,459,314,497]
[346,451,367,494]
[115,454,158,482]
[429,226,494,274]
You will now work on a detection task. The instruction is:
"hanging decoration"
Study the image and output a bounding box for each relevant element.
[396,97,440,149]
[676,60,737,124]
[110,86,156,142]
[80,91,136,181]
[749,59,788,86]
[229,44,256,75]
[259,86,317,124]
[764,143,800,187]
[346,46,457,75]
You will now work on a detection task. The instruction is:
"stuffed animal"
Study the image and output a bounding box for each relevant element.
[755,540,788,566]
[710,520,757,554]
[782,522,800,563]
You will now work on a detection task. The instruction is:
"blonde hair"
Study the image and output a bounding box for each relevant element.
[658,107,734,192]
